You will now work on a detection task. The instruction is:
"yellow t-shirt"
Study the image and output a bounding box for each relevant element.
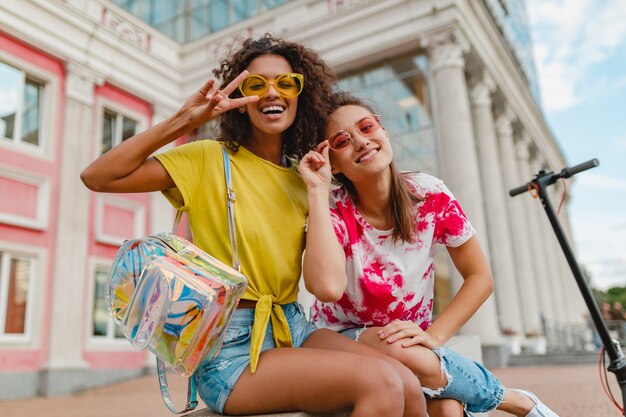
[154,140,308,373]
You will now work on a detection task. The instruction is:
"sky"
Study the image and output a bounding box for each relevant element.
[526,0,626,290]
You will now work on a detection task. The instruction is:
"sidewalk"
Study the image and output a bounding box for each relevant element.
[0,364,621,416]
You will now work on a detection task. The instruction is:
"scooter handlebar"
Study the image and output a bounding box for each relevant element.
[561,158,599,178]
[509,183,530,197]
[509,158,599,197]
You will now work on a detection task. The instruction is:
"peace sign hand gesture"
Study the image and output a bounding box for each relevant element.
[179,70,259,129]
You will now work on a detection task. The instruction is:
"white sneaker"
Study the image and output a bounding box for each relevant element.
[511,389,560,417]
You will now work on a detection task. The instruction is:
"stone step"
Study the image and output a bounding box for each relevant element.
[508,350,600,367]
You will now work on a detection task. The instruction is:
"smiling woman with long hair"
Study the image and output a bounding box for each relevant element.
[299,91,560,417]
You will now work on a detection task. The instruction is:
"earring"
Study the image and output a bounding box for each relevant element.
[238,107,246,114]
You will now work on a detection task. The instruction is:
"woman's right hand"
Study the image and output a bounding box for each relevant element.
[178,70,259,129]
[81,71,258,193]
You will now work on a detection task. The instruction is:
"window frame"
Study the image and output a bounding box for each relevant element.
[0,164,51,231]
[85,257,133,349]
[94,194,147,246]
[95,97,147,158]
[0,241,44,344]
[0,52,58,160]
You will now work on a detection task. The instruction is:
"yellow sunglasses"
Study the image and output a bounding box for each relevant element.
[239,73,304,99]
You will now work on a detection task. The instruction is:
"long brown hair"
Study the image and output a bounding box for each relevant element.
[328,92,422,243]
[213,34,336,159]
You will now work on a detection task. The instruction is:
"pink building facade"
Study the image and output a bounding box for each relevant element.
[0,29,165,398]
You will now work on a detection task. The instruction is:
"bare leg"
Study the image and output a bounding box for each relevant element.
[224,329,428,417]
[497,390,537,416]
[358,328,537,416]
[427,399,465,417]
[358,328,448,389]
[303,329,427,417]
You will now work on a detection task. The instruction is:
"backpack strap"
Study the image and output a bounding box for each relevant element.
[222,145,241,272]
[157,358,198,414]
[157,144,238,414]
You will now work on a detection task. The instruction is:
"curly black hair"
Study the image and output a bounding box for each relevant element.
[213,33,336,159]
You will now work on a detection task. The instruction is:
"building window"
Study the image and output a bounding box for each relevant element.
[0,61,43,148]
[92,268,124,339]
[101,110,137,154]
[0,251,33,337]
[111,0,290,43]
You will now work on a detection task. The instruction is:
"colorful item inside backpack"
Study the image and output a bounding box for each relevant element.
[106,233,247,376]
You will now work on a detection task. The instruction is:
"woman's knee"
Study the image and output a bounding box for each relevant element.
[356,359,407,414]
[370,359,405,395]
[359,330,444,386]
[372,357,428,417]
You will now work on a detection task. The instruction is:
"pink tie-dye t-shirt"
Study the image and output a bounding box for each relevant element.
[311,172,475,332]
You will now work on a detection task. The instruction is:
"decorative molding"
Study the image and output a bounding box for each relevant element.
[469,73,496,107]
[421,29,470,72]
[327,0,367,14]
[94,195,146,246]
[495,106,516,137]
[65,63,104,106]
[101,7,151,50]
[205,28,254,63]
[0,164,50,231]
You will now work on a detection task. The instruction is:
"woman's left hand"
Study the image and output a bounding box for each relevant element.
[378,320,439,349]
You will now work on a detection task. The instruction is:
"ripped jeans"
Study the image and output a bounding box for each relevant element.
[426,346,504,413]
[339,328,505,414]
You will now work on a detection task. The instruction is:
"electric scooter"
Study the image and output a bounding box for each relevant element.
[510,159,626,416]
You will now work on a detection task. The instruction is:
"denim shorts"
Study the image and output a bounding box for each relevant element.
[194,302,318,414]
[338,328,504,414]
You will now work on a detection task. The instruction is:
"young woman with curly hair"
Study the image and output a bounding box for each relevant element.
[81,35,430,417]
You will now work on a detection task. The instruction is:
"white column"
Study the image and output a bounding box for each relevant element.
[47,63,103,373]
[514,135,555,325]
[548,184,576,320]
[495,110,542,334]
[470,76,524,335]
[425,30,502,345]
[150,104,177,235]
[545,184,571,320]
[529,156,566,324]
[557,202,588,324]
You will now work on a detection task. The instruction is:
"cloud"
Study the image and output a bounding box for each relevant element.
[586,257,626,290]
[569,209,626,289]
[527,0,626,112]
[0,82,18,116]
[574,172,626,190]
